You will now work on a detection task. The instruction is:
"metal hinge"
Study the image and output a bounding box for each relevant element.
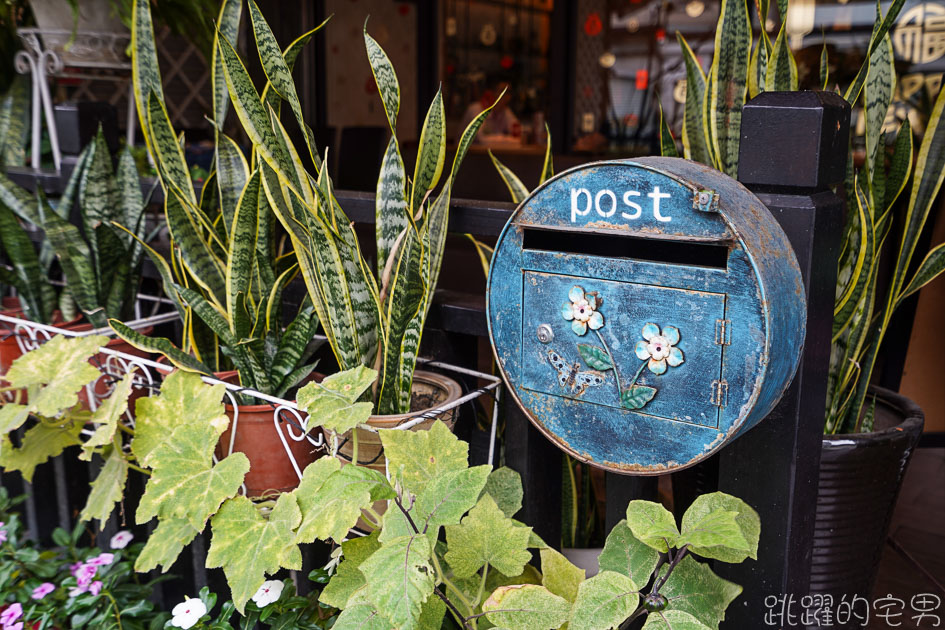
[714,319,732,345]
[710,380,728,407]
[693,189,720,212]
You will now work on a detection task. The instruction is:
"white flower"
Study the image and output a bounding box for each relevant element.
[251,580,284,607]
[110,531,133,550]
[634,323,684,375]
[170,597,207,629]
[561,286,604,336]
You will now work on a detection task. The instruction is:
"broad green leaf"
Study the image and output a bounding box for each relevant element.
[708,0,751,176]
[293,458,394,544]
[642,610,713,630]
[333,598,394,630]
[569,571,639,630]
[677,509,748,552]
[578,344,613,370]
[621,386,657,410]
[659,105,679,158]
[206,493,303,613]
[135,516,200,573]
[411,88,446,212]
[765,24,798,92]
[680,492,760,562]
[444,494,532,578]
[365,28,400,134]
[0,419,83,482]
[659,556,742,630]
[360,534,435,630]
[897,243,945,305]
[626,500,680,553]
[80,372,135,460]
[0,405,29,434]
[5,334,105,416]
[80,446,128,525]
[375,136,409,279]
[320,531,382,609]
[481,466,524,518]
[379,420,468,495]
[297,365,377,434]
[488,150,529,204]
[482,584,570,630]
[541,547,585,603]
[226,168,259,330]
[599,519,660,586]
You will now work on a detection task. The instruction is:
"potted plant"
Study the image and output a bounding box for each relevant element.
[661,0,943,600]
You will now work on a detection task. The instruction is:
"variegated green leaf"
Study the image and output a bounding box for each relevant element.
[489,150,528,204]
[897,242,945,306]
[80,446,128,526]
[864,12,895,190]
[365,27,400,134]
[885,119,913,212]
[165,191,227,308]
[216,133,248,237]
[820,40,830,90]
[41,201,104,326]
[411,88,446,213]
[271,304,317,396]
[708,0,751,177]
[539,123,554,185]
[226,170,260,333]
[833,181,874,340]
[0,76,29,166]
[678,33,711,165]
[211,0,243,127]
[135,517,199,573]
[131,0,164,152]
[659,104,679,158]
[765,24,798,92]
[375,136,409,278]
[748,31,771,99]
[108,319,211,374]
[0,204,53,323]
[843,0,906,104]
[262,21,327,114]
[116,145,145,251]
[146,91,196,206]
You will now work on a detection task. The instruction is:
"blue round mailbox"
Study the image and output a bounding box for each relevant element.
[487,157,806,473]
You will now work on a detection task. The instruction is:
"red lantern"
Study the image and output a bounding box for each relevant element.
[584,12,603,37]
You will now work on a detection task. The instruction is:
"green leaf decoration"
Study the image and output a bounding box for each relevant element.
[297,365,377,434]
[132,371,227,467]
[379,420,468,495]
[540,547,585,603]
[320,531,382,609]
[659,556,742,630]
[135,516,200,573]
[0,419,83,482]
[488,149,529,204]
[677,509,748,553]
[482,584,571,630]
[680,492,760,562]
[80,372,135,461]
[481,466,524,518]
[5,334,106,416]
[206,493,303,613]
[642,610,713,630]
[381,465,491,543]
[621,386,657,410]
[444,494,532,579]
[80,446,128,526]
[360,534,435,630]
[293,458,395,544]
[136,420,249,530]
[599,519,661,586]
[708,0,751,177]
[659,104,680,158]
[626,500,680,553]
[578,344,613,371]
[569,571,640,630]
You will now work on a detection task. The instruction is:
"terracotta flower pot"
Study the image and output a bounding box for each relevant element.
[0,297,26,377]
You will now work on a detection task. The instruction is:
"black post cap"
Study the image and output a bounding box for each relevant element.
[737,91,851,192]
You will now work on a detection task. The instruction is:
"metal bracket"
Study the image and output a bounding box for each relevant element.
[710,379,728,407]
[693,189,720,213]
[714,319,732,346]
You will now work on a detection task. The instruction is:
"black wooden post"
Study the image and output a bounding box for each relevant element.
[714,91,849,628]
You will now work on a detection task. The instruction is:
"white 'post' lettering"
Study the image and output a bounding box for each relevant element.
[571,188,592,223]
[621,190,642,219]
[649,186,672,222]
[595,189,617,217]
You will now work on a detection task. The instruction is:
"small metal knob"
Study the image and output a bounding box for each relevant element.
[537,324,554,344]
[698,191,711,205]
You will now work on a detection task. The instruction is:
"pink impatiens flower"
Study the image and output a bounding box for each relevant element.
[109,531,133,550]
[0,602,22,625]
[74,563,97,587]
[87,553,114,567]
[31,583,55,600]
[88,581,103,596]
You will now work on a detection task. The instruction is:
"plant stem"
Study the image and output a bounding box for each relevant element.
[435,586,474,630]
[431,551,475,615]
[125,461,150,475]
[628,360,648,389]
[618,606,647,630]
[594,330,624,397]
[103,589,123,629]
[652,545,689,593]
[351,428,359,466]
[361,507,383,528]
[475,564,489,608]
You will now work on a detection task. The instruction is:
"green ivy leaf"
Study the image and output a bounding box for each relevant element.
[569,570,639,630]
[5,334,106,416]
[641,610,713,630]
[481,466,524,518]
[360,534,435,630]
[297,366,377,434]
[206,493,303,613]
[133,371,228,467]
[320,531,382,609]
[680,492,760,562]
[0,419,83,482]
[444,494,532,578]
[659,556,742,630]
[626,500,680,553]
[621,386,657,410]
[577,344,613,370]
[599,519,660,587]
[80,372,135,461]
[135,517,200,573]
[540,547,585,603]
[293,458,395,544]
[482,584,570,630]
[379,421,468,496]
[80,446,128,526]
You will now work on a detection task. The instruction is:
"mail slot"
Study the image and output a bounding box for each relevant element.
[487,157,806,473]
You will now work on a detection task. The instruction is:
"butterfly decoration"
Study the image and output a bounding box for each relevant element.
[546,349,605,396]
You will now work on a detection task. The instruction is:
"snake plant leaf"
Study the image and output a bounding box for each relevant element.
[488,150,529,204]
[135,516,200,573]
[79,371,135,461]
[0,76,29,166]
[411,87,446,214]
[445,494,533,578]
[80,445,128,526]
[659,556,742,630]
[375,137,410,279]
[264,263,298,333]
[820,40,829,90]
[833,183,875,339]
[266,103,314,207]
[677,34,710,165]
[483,584,571,630]
[360,534,435,630]
[864,9,895,189]
[642,610,714,630]
[146,92,196,206]
[540,123,554,184]
[708,0,751,177]
[885,119,913,213]
[0,419,83,483]
[625,500,680,553]
[680,492,760,562]
[765,23,798,92]
[541,547,585,605]
[216,133,249,237]
[297,365,376,434]
[747,31,770,99]
[165,191,227,308]
[211,0,242,128]
[568,571,639,630]
[41,201,104,326]
[321,532,382,609]
[897,243,945,307]
[0,204,53,323]
[365,27,400,134]
[598,519,660,587]
[130,0,164,153]
[270,305,318,396]
[379,421,468,495]
[108,320,210,375]
[226,169,259,332]
[116,146,145,249]
[481,466,524,518]
[78,132,119,285]
[659,104,680,158]
[207,493,303,613]
[0,172,39,224]
[262,20,327,115]
[6,334,105,417]
[843,0,906,105]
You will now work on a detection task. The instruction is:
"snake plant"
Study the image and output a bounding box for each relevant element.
[111,0,322,399]
[197,1,498,414]
[661,0,945,433]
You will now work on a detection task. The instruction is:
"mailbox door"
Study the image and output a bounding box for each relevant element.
[520,271,726,427]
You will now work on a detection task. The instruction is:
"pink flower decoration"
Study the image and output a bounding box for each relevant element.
[31,583,55,600]
[0,602,22,625]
